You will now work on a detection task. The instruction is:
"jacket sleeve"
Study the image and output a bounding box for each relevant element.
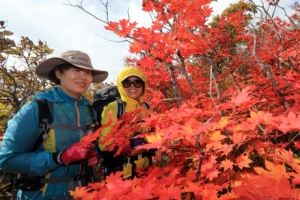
[99,102,118,151]
[0,101,58,176]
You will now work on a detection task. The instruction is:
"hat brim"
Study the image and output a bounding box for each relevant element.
[36,57,108,83]
[121,75,145,82]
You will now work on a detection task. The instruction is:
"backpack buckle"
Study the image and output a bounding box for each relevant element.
[41,119,49,141]
[124,157,130,166]
[41,119,49,132]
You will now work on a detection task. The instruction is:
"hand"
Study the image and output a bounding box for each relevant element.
[121,143,133,155]
[59,142,97,165]
[87,156,98,166]
[130,138,146,149]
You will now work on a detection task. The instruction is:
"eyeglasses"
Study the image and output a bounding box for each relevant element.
[122,79,144,88]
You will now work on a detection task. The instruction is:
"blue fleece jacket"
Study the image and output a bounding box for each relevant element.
[0,87,96,200]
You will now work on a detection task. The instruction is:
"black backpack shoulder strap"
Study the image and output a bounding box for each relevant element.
[114,100,149,119]
[115,99,126,119]
[87,104,98,128]
[32,99,53,151]
[143,102,150,110]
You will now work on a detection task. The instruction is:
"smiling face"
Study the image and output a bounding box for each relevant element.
[122,76,144,101]
[55,66,93,99]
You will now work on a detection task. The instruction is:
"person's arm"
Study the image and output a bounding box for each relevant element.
[0,101,58,176]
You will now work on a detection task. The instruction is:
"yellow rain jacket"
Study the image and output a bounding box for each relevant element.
[99,66,150,179]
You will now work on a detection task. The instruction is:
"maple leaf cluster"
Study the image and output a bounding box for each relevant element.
[72,1,300,199]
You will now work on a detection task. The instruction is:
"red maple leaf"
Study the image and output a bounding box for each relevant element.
[290,172,300,186]
[231,86,252,105]
[294,141,300,149]
[156,184,183,200]
[231,132,247,145]
[139,114,159,129]
[104,21,119,32]
[106,172,133,196]
[142,0,153,11]
[207,170,220,181]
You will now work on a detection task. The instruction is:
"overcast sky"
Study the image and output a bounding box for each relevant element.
[1,0,295,83]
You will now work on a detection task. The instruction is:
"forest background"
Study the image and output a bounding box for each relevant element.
[1,0,300,199]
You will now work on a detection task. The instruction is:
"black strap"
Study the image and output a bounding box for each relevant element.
[32,100,97,151]
[32,99,53,151]
[115,99,126,119]
[87,104,98,128]
[114,100,150,119]
[143,102,150,110]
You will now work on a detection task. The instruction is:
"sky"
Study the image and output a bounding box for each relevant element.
[1,0,295,83]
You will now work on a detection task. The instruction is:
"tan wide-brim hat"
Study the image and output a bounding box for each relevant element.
[36,50,108,83]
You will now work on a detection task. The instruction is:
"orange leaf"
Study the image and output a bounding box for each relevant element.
[254,160,288,180]
[231,132,246,145]
[277,149,294,163]
[210,131,227,141]
[130,41,143,53]
[81,131,99,145]
[233,121,253,131]
[217,117,232,130]
[235,154,252,170]
[207,170,220,181]
[135,131,163,150]
[248,111,273,128]
[105,171,123,184]
[182,125,195,140]
[69,186,87,199]
[217,145,233,156]
[146,132,162,143]
[220,159,234,171]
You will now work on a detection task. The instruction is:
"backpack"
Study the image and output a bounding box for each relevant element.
[92,85,150,124]
[92,86,151,178]
[7,99,96,194]
[33,99,96,151]
[0,99,53,195]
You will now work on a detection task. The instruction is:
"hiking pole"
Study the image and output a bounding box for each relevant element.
[78,159,89,187]
[78,159,96,187]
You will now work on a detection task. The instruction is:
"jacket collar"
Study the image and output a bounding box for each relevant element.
[34,87,90,105]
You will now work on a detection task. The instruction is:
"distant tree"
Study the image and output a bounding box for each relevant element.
[0,20,112,134]
[0,20,54,132]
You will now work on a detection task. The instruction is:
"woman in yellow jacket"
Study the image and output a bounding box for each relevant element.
[99,66,153,179]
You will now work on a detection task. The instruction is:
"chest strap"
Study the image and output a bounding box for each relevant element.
[46,124,93,131]
[39,174,90,191]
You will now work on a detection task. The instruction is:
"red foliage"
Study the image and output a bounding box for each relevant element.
[71,1,300,199]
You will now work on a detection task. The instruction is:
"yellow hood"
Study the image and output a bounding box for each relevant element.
[117,66,147,106]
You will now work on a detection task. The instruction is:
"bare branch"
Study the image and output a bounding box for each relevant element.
[65,0,110,24]
[252,30,290,109]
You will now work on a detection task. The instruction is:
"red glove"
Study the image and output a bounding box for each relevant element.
[87,156,98,166]
[57,142,97,166]
[121,143,133,155]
